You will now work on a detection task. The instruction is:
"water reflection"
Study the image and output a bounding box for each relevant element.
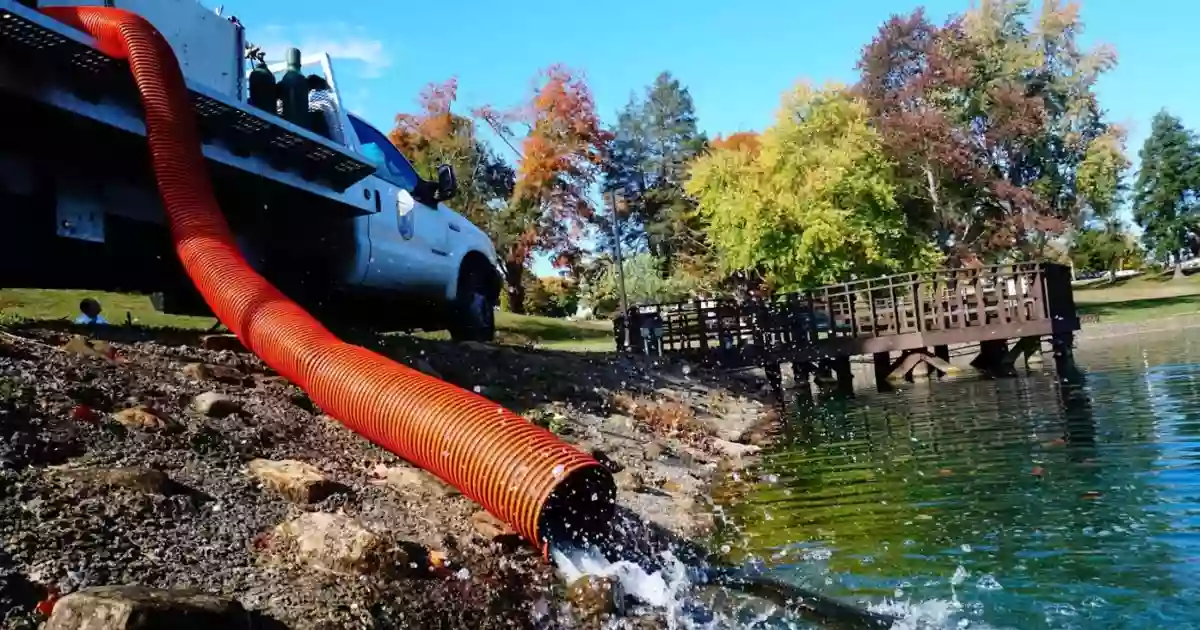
[717,333,1200,629]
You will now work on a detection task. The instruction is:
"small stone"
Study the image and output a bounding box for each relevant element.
[708,438,761,459]
[111,406,178,432]
[566,575,623,619]
[180,363,210,381]
[414,359,441,379]
[643,441,668,461]
[44,585,247,630]
[191,392,239,417]
[55,467,176,495]
[269,512,419,576]
[247,459,342,504]
[613,469,645,492]
[201,334,245,352]
[370,464,460,497]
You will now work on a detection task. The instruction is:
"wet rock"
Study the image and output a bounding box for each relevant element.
[247,459,342,504]
[566,575,623,619]
[269,513,417,576]
[43,585,248,630]
[470,510,514,540]
[181,362,245,385]
[111,406,178,432]
[591,449,623,473]
[54,467,176,495]
[643,441,668,461]
[613,469,645,493]
[191,392,239,418]
[708,438,761,459]
[200,334,245,353]
[460,341,494,352]
[414,359,441,379]
[370,464,460,497]
[60,336,115,361]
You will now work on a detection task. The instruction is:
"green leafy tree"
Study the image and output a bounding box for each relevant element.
[1132,111,1200,278]
[602,72,709,276]
[581,253,700,317]
[686,83,940,291]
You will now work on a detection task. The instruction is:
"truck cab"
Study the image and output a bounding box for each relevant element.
[0,0,502,341]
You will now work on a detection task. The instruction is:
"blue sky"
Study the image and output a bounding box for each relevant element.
[205,0,1198,273]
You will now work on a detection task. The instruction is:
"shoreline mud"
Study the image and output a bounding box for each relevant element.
[0,323,777,629]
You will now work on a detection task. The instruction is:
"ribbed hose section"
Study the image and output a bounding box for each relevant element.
[41,6,615,551]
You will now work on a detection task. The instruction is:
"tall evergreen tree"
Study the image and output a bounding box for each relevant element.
[1132,111,1200,278]
[602,72,707,275]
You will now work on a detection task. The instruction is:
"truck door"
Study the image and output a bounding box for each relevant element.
[347,116,452,294]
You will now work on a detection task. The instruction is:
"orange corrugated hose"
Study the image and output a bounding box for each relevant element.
[40,5,614,551]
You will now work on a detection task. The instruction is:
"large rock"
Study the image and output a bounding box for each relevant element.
[191,392,239,418]
[55,467,176,495]
[111,406,179,432]
[180,363,246,385]
[44,585,248,630]
[247,459,342,504]
[269,513,420,576]
[370,464,460,498]
[60,336,116,361]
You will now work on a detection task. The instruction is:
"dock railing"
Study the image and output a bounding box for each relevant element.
[614,262,1079,365]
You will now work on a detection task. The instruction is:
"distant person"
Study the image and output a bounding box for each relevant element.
[74,298,108,326]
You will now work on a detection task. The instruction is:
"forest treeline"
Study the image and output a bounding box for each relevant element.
[387,0,1200,318]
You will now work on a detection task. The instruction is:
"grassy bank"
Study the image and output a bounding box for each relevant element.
[0,288,615,352]
[1074,273,1200,323]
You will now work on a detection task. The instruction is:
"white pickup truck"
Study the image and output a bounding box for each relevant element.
[0,0,502,341]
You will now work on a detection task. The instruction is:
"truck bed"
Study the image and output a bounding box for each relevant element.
[0,0,377,214]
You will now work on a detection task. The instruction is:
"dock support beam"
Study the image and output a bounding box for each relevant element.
[873,352,891,392]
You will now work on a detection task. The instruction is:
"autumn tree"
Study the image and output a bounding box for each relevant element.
[602,72,708,277]
[686,83,940,291]
[475,65,610,313]
[857,0,1119,264]
[388,78,514,237]
[1132,111,1200,278]
[709,132,761,155]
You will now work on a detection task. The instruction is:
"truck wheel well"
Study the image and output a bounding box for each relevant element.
[459,251,500,300]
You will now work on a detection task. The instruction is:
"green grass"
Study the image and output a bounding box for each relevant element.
[0,288,216,329]
[1074,272,1200,323]
[0,288,615,352]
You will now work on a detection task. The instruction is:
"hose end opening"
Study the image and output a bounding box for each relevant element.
[536,463,616,551]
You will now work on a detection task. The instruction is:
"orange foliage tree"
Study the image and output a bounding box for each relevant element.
[388,78,515,236]
[474,65,611,313]
[709,131,761,155]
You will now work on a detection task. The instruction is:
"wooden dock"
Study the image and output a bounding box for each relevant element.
[614,262,1080,394]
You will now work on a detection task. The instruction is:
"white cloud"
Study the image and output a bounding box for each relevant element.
[254,23,391,79]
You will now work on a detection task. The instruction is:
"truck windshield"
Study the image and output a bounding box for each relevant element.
[348,115,418,191]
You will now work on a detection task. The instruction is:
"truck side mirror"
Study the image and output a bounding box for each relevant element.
[436,164,457,202]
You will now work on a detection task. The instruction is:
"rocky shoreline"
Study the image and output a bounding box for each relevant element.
[0,324,777,629]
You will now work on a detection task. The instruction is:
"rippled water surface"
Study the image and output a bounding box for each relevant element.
[721,331,1200,629]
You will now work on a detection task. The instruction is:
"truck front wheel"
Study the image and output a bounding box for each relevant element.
[450,267,496,343]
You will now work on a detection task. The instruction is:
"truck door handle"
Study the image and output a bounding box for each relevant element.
[374,189,381,212]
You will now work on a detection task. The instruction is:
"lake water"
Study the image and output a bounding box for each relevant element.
[719,331,1200,629]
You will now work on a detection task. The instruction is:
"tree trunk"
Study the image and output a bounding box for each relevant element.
[1174,261,1186,281]
[504,261,526,314]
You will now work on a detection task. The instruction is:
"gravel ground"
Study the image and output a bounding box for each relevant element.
[0,324,777,629]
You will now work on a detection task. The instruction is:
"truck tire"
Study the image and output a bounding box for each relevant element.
[450,267,496,343]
